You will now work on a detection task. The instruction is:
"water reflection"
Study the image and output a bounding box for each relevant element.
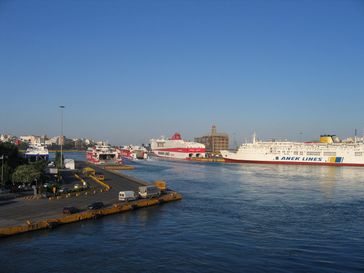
[2,158,364,273]
[221,163,364,200]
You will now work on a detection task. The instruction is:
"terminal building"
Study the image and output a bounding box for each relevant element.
[195,125,229,154]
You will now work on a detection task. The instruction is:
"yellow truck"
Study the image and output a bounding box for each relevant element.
[82,167,95,176]
[154,180,167,192]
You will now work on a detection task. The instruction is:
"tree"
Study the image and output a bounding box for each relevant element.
[0,142,24,169]
[32,159,47,172]
[0,142,24,187]
[32,159,48,184]
[12,165,41,185]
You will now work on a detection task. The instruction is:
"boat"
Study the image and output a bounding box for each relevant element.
[25,143,49,162]
[86,142,122,165]
[150,133,206,160]
[118,145,149,161]
[220,133,364,167]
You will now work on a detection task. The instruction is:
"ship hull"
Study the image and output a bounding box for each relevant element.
[152,150,205,160]
[223,158,364,167]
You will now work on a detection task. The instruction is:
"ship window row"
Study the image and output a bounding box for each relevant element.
[158,151,170,155]
[269,150,337,156]
[306,152,321,156]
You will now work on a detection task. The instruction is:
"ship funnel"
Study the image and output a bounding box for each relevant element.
[320,135,334,143]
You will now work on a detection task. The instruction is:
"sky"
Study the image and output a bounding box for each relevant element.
[0,0,363,146]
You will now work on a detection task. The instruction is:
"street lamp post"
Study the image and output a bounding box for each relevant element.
[59,105,65,169]
[0,155,7,187]
[1,155,4,186]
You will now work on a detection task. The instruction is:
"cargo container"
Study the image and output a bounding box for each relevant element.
[138,185,161,199]
[118,191,138,202]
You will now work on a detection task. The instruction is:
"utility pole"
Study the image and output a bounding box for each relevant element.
[59,105,65,169]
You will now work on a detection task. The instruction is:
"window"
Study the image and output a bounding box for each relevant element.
[306,151,321,156]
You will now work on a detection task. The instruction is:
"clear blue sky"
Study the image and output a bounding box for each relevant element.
[0,0,363,145]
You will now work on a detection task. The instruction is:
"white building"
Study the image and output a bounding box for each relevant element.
[0,134,13,142]
[19,135,42,144]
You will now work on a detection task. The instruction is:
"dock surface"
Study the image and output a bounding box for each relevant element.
[0,161,181,236]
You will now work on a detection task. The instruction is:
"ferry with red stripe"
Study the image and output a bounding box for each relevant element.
[150,133,206,160]
[220,133,364,167]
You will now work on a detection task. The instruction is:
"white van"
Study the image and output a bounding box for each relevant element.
[138,185,161,199]
[118,191,138,202]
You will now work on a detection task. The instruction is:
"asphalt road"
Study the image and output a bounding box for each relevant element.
[0,161,149,228]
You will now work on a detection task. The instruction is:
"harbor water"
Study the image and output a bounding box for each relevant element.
[1,154,364,272]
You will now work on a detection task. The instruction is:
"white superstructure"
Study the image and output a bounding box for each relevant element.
[86,142,122,165]
[118,145,149,160]
[150,133,206,160]
[25,143,49,162]
[221,134,364,167]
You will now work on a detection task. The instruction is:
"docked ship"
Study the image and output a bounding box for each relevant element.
[118,145,149,161]
[25,143,49,162]
[150,133,206,160]
[86,142,122,165]
[220,133,364,167]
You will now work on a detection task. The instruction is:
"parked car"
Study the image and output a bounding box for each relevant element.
[63,206,80,214]
[138,185,161,199]
[59,187,69,193]
[0,188,10,194]
[48,161,55,167]
[87,202,104,210]
[118,191,138,202]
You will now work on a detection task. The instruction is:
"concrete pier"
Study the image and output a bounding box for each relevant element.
[0,161,182,237]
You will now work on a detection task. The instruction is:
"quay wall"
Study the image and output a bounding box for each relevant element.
[0,192,182,238]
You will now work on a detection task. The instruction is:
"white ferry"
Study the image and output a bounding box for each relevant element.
[25,143,49,162]
[220,134,364,167]
[150,133,206,160]
[118,145,149,161]
[86,142,122,165]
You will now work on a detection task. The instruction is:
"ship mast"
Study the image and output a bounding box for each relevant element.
[252,131,256,144]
